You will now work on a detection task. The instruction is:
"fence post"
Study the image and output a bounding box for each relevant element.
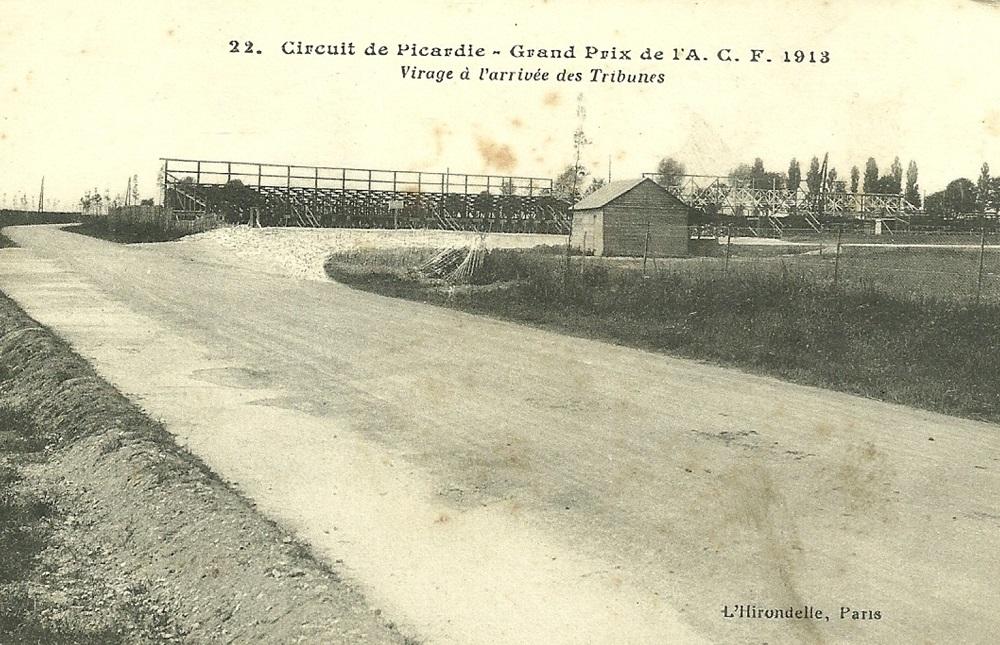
[833,224,843,287]
[564,232,572,289]
[977,224,987,305]
[724,224,733,274]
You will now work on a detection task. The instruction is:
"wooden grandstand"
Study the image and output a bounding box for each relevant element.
[643,172,921,234]
[162,158,571,233]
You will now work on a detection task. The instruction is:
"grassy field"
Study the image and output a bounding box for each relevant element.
[326,245,1000,424]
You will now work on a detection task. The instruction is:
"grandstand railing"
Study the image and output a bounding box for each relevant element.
[162,158,553,197]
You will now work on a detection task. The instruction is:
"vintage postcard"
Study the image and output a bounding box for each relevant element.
[1,1,998,643]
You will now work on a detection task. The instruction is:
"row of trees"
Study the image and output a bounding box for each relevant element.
[550,154,924,206]
[1,193,68,211]
[1,193,36,209]
[651,155,923,206]
[79,175,150,214]
[924,163,1000,218]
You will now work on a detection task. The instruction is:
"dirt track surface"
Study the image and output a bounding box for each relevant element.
[167,226,565,281]
[2,225,999,644]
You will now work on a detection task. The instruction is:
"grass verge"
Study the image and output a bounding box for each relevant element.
[326,247,1000,424]
[0,373,127,642]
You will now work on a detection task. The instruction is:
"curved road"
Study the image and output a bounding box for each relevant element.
[2,224,998,644]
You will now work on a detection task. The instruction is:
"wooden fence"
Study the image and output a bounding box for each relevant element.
[105,205,224,235]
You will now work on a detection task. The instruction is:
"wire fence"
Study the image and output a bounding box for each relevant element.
[701,226,1000,304]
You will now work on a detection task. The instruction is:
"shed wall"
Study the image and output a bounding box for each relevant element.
[601,182,688,257]
[570,208,603,255]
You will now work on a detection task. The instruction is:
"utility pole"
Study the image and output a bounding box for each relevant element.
[817,153,829,221]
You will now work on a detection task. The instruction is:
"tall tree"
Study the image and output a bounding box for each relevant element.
[850,166,860,193]
[989,176,1000,215]
[925,178,976,216]
[787,158,801,192]
[553,164,587,203]
[904,161,920,207]
[656,157,686,187]
[584,177,606,196]
[826,167,839,192]
[729,163,753,181]
[889,157,903,194]
[751,158,766,187]
[977,163,991,213]
[806,156,822,193]
[567,125,591,203]
[863,158,879,193]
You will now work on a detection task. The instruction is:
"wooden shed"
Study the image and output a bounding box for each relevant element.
[569,177,690,257]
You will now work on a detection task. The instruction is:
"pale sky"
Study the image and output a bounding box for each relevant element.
[2,0,999,208]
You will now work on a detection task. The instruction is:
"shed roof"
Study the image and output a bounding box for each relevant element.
[572,177,669,210]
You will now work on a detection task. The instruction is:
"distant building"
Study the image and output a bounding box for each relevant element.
[570,177,689,257]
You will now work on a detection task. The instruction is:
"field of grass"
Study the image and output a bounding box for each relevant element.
[326,246,1000,423]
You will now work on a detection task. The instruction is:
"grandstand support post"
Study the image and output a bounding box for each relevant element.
[977,225,987,305]
[833,224,843,287]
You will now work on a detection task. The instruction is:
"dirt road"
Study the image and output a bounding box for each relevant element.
[2,225,999,644]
